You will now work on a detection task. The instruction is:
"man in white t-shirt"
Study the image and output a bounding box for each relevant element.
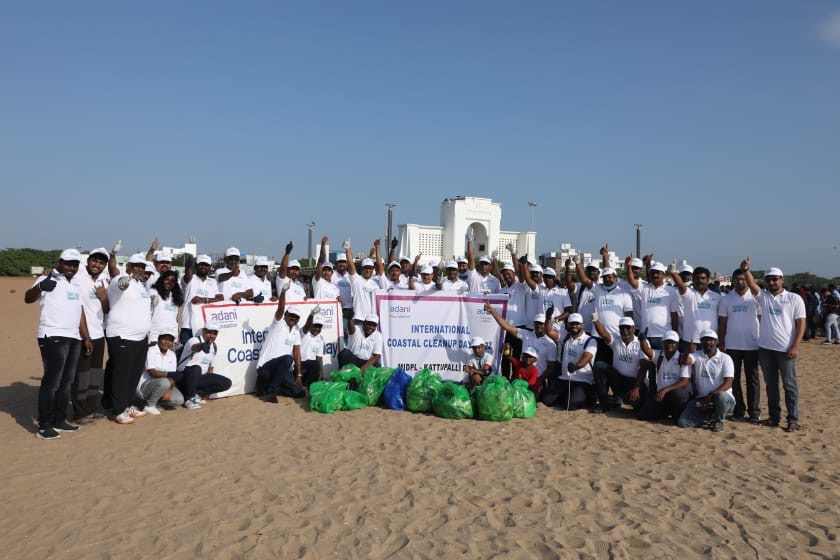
[464,336,494,387]
[217,247,254,303]
[484,304,557,384]
[440,260,469,293]
[636,330,691,422]
[625,261,679,351]
[465,236,501,294]
[542,266,573,328]
[275,241,308,302]
[677,329,736,433]
[338,314,383,372]
[250,257,274,303]
[742,259,806,431]
[177,321,233,408]
[180,254,223,344]
[414,266,437,293]
[137,328,183,414]
[344,239,388,322]
[671,265,722,353]
[718,268,761,423]
[541,313,598,410]
[300,311,326,387]
[25,249,94,440]
[592,316,653,413]
[332,247,354,322]
[255,284,304,402]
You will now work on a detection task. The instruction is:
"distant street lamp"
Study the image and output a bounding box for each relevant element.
[634,224,643,257]
[528,201,537,232]
[386,203,396,245]
[307,221,316,266]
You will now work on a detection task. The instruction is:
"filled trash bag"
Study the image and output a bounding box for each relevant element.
[475,376,514,421]
[511,379,537,418]
[309,381,349,414]
[330,364,363,385]
[406,368,443,412]
[432,382,474,419]
[382,368,412,410]
[342,390,368,410]
[358,367,395,406]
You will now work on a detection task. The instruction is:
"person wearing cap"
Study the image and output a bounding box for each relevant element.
[542,266,573,327]
[275,241,308,302]
[677,329,736,433]
[149,269,185,345]
[521,259,549,327]
[820,286,840,344]
[506,346,540,393]
[463,336,494,387]
[180,253,223,345]
[541,313,598,410]
[591,314,653,413]
[440,259,469,293]
[176,322,232,409]
[25,249,94,439]
[498,248,529,379]
[717,268,761,423]
[464,236,501,295]
[484,303,557,387]
[414,265,438,293]
[344,238,388,323]
[566,256,600,330]
[384,259,412,290]
[636,330,691,422]
[339,314,383,372]
[216,247,254,304]
[624,259,679,351]
[670,263,721,355]
[619,256,648,329]
[311,237,341,303]
[255,283,305,402]
[329,239,355,328]
[300,309,326,387]
[103,252,153,425]
[136,328,183,415]
[142,237,172,287]
[69,247,111,423]
[250,256,275,303]
[741,258,806,432]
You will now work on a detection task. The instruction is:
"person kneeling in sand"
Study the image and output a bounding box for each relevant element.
[634,330,691,423]
[176,321,233,409]
[677,329,735,433]
[136,327,184,414]
[464,336,493,387]
[255,282,304,402]
[338,314,383,373]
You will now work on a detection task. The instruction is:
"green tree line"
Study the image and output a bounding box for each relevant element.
[0,249,63,276]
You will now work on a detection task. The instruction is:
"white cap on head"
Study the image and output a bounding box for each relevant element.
[522,346,538,358]
[128,253,147,265]
[584,262,600,271]
[445,260,458,269]
[388,260,401,270]
[335,253,347,262]
[568,313,583,324]
[399,255,410,262]
[203,320,220,331]
[456,256,468,264]
[144,261,155,272]
[321,261,334,269]
[89,247,110,260]
[678,264,694,274]
[765,267,784,278]
[361,258,375,268]
[224,247,241,258]
[60,248,82,262]
[364,314,379,324]
[255,256,269,266]
[619,317,635,328]
[285,306,302,317]
[700,328,718,340]
[154,250,172,262]
[651,262,667,273]
[526,256,536,266]
[502,263,516,272]
[288,259,301,268]
[533,313,546,323]
[530,264,543,274]
[420,265,433,275]
[543,267,556,276]
[158,327,178,339]
[469,336,485,347]
[601,267,616,276]
[663,330,680,343]
[479,256,492,264]
[196,254,212,265]
[631,258,643,268]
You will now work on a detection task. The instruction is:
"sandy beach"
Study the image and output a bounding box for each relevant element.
[0,276,837,559]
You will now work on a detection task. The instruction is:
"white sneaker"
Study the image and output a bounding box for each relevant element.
[142,405,161,416]
[127,405,146,418]
[114,411,135,424]
[195,395,207,404]
[183,397,202,410]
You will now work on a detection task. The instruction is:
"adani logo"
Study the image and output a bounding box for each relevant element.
[207,308,238,329]
[388,304,411,318]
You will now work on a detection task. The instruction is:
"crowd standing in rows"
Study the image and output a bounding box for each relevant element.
[27,234,816,440]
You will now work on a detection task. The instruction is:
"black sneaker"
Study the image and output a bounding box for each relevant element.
[54,420,80,433]
[261,392,278,404]
[36,427,61,440]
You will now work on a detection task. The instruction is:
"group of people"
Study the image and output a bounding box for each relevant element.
[27,234,808,440]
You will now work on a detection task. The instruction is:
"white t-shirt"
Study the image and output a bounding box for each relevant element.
[219,272,252,302]
[467,270,501,294]
[589,284,633,340]
[651,349,690,390]
[620,278,647,327]
[76,267,109,340]
[182,276,220,331]
[545,286,572,318]
[300,332,325,361]
[313,277,341,301]
[638,283,679,339]
[257,317,301,368]
[680,288,722,343]
[440,278,469,293]
[414,280,437,293]
[138,345,177,392]
[149,292,180,342]
[557,334,598,384]
[608,335,647,379]
[524,284,548,325]
[349,273,388,319]
[333,271,354,310]
[718,290,760,350]
[347,328,383,361]
[250,275,273,301]
[755,289,806,352]
[517,330,557,377]
[466,351,494,384]
[275,277,307,302]
[686,350,734,398]
[105,275,152,341]
[177,335,216,374]
[32,274,83,339]
[500,282,528,327]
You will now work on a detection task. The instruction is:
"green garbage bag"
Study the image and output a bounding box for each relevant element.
[406,368,443,412]
[511,379,537,418]
[358,367,395,406]
[330,364,363,384]
[309,381,349,414]
[432,382,474,419]
[342,390,368,410]
[475,376,514,421]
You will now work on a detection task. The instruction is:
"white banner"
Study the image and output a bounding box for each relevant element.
[197,300,343,398]
[374,291,508,383]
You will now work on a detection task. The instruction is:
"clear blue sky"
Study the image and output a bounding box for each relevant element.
[2,1,839,277]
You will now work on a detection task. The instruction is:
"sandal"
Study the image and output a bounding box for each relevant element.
[760,418,780,428]
[784,422,802,432]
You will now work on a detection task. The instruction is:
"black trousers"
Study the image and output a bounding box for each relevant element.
[300,359,322,387]
[105,336,148,416]
[37,336,81,428]
[725,348,760,419]
[257,356,304,398]
[70,337,105,419]
[542,377,595,410]
[176,365,232,399]
[638,386,691,422]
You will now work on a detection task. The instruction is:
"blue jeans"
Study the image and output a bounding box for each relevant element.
[758,348,799,422]
[37,336,82,429]
[678,393,735,427]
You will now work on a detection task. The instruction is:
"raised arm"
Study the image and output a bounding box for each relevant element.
[466,233,476,271]
[145,237,160,262]
[565,257,577,293]
[483,302,518,337]
[591,312,612,344]
[624,255,639,290]
[344,240,356,276]
[600,243,610,269]
[314,236,329,281]
[373,239,384,277]
[273,284,288,321]
[108,239,122,278]
[278,241,294,279]
[669,261,688,295]
[740,257,760,296]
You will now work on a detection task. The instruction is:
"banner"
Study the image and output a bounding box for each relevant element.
[197,300,343,398]
[374,291,508,383]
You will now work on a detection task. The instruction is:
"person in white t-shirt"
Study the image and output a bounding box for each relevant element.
[338,314,383,372]
[541,313,598,410]
[216,247,254,304]
[332,247,354,324]
[543,266,573,327]
[717,268,761,423]
[591,315,653,412]
[176,321,233,409]
[25,249,94,440]
[465,236,501,294]
[275,241,307,302]
[255,284,304,402]
[635,330,691,422]
[742,259,806,432]
[136,328,183,414]
[384,260,412,290]
[180,254,223,344]
[414,266,437,293]
[299,312,326,387]
[464,336,494,387]
[249,256,274,303]
[149,270,184,344]
[677,329,736,433]
[440,260,469,293]
[671,265,722,353]
[344,239,388,322]
[484,304,558,385]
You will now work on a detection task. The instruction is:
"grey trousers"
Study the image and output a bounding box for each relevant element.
[138,378,184,407]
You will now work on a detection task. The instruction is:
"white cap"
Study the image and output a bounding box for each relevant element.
[429,260,440,268]
[321,261,334,269]
[399,255,410,262]
[479,256,492,264]
[127,253,147,265]
[285,306,302,317]
[335,253,347,262]
[158,327,178,339]
[388,260,401,270]
[567,313,583,324]
[196,254,212,265]
[288,259,301,268]
[663,330,680,343]
[543,267,556,276]
[361,258,375,268]
[530,264,543,274]
[59,248,82,262]
[526,256,536,266]
[224,247,241,258]
[502,263,516,272]
[469,336,485,347]
[88,247,110,260]
[631,258,643,268]
[601,267,616,276]
[255,257,269,266]
[619,317,635,327]
[651,262,667,273]
[310,314,324,326]
[445,260,458,269]
[533,313,546,323]
[584,262,600,271]
[154,250,172,262]
[203,320,220,331]
[144,261,155,272]
[420,265,433,275]
[363,314,379,324]
[456,256,468,264]
[678,264,694,274]
[765,267,784,278]
[521,346,538,358]
[699,328,718,340]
